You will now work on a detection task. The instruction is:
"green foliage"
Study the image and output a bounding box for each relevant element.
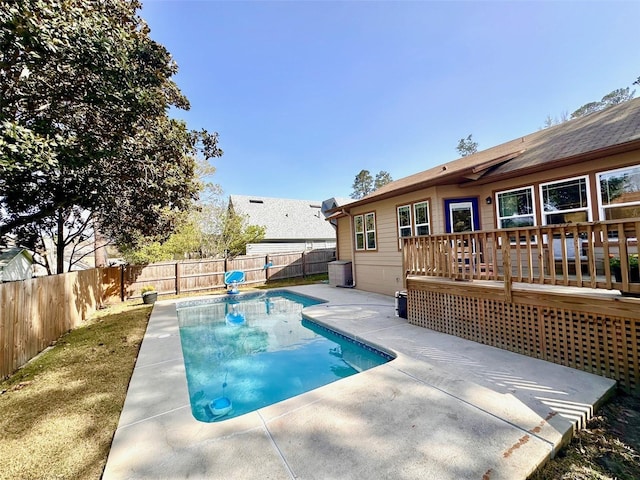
[220,211,266,257]
[374,170,393,190]
[456,134,478,157]
[0,0,222,272]
[120,218,205,264]
[351,169,392,199]
[571,87,635,119]
[120,241,172,265]
[609,254,639,268]
[351,169,373,199]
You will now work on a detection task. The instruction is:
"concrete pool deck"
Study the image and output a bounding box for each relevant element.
[103,285,616,480]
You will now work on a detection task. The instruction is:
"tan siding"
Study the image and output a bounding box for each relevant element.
[336,216,352,261]
[353,263,404,295]
[484,151,640,224]
[335,151,640,296]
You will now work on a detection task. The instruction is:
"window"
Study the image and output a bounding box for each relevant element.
[496,186,535,243]
[540,176,590,225]
[397,205,412,238]
[497,186,535,228]
[413,201,430,235]
[396,201,430,248]
[354,212,376,250]
[597,164,640,220]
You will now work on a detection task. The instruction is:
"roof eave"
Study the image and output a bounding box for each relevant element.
[462,137,640,188]
[341,138,640,208]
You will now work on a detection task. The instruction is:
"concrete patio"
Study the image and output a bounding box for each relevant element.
[103,284,616,479]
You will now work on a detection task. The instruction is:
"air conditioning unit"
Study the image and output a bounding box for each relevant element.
[328,261,353,287]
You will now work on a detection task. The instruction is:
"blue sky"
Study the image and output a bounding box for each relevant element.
[140,1,639,203]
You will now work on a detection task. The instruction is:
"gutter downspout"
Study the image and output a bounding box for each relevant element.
[340,208,356,288]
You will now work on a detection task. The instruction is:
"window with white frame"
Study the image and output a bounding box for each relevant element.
[496,186,535,243]
[397,205,412,238]
[540,176,591,225]
[597,164,640,221]
[497,186,535,228]
[354,212,376,250]
[413,201,430,235]
[397,201,430,248]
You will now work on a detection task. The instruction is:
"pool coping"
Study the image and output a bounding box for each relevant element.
[103,285,616,480]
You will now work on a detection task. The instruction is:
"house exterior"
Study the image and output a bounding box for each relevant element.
[329,97,640,296]
[0,247,34,282]
[228,195,338,255]
[328,97,640,394]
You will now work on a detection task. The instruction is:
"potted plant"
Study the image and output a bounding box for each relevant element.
[141,285,158,304]
[609,254,639,282]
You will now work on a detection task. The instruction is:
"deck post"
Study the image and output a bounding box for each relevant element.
[501,232,513,302]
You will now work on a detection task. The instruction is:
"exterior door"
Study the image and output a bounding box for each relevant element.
[445,198,480,233]
[445,198,481,270]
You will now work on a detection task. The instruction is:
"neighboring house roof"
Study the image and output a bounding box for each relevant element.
[0,247,34,281]
[322,197,354,214]
[229,195,337,241]
[341,97,640,210]
[0,247,33,266]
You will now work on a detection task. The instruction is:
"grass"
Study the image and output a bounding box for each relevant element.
[1,275,638,480]
[0,301,151,480]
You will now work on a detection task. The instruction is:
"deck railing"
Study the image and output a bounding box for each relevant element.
[402,219,640,297]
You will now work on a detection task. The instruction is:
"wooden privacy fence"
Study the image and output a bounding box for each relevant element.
[0,269,106,378]
[122,249,335,299]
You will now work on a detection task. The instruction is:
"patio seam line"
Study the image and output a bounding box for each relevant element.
[115,404,191,430]
[258,410,297,480]
[394,366,557,451]
[133,356,185,369]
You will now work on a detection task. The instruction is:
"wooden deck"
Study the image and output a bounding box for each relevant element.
[402,219,640,297]
[398,220,640,392]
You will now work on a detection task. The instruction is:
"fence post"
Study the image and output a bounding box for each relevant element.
[175,262,181,295]
[120,265,125,302]
[302,251,306,278]
[265,254,270,282]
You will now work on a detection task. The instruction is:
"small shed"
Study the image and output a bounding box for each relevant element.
[0,247,34,282]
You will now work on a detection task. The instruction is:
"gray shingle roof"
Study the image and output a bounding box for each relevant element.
[346,97,640,208]
[229,195,337,241]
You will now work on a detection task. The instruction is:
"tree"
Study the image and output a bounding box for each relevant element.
[350,170,374,199]
[456,134,478,157]
[350,169,394,199]
[374,171,393,190]
[218,212,266,258]
[571,87,635,119]
[0,0,222,273]
[543,111,569,128]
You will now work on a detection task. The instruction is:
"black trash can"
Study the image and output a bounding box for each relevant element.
[395,291,407,319]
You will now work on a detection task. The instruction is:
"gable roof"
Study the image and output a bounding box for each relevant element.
[0,247,33,268]
[341,97,640,210]
[229,195,336,241]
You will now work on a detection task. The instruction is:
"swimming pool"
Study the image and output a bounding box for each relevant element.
[176,290,393,422]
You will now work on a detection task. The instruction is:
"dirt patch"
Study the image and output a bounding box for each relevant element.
[529,391,640,480]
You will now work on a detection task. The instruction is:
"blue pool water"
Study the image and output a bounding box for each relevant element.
[176,291,393,422]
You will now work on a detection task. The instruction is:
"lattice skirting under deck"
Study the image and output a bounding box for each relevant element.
[407,278,640,395]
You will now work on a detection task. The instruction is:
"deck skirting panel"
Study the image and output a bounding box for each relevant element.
[407,277,640,394]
